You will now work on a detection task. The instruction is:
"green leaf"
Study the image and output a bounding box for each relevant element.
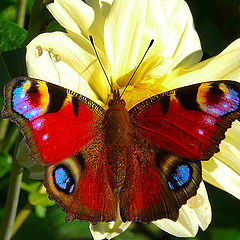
[0,151,11,178]
[47,206,91,239]
[21,181,41,193]
[0,48,26,95]
[46,20,66,33]
[0,4,16,23]
[0,20,27,52]
[211,228,240,240]
[1,48,26,77]
[35,205,47,218]
[29,191,55,207]
[116,230,148,240]
[0,53,11,91]
[13,214,55,240]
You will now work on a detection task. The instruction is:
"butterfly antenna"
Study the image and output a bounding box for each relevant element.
[89,35,113,93]
[120,39,154,99]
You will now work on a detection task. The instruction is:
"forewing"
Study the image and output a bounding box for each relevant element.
[129,81,240,160]
[1,77,105,166]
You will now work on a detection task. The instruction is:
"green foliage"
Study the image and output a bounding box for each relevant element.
[210,228,240,240]
[21,181,41,193]
[34,205,46,218]
[29,191,55,207]
[46,19,66,33]
[0,21,27,52]
[0,20,27,95]
[47,206,91,239]
[0,152,11,178]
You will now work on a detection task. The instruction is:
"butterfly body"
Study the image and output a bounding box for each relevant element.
[2,77,240,224]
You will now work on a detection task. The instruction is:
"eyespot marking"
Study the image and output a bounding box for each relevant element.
[53,165,75,194]
[197,83,239,117]
[12,80,49,120]
[168,162,191,190]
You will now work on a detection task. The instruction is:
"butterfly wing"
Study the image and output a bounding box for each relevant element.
[44,137,118,224]
[2,77,118,223]
[120,81,240,222]
[119,146,202,222]
[2,77,104,166]
[129,81,240,160]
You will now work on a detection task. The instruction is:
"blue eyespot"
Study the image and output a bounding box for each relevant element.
[200,84,239,117]
[12,83,43,121]
[53,165,75,194]
[168,163,191,190]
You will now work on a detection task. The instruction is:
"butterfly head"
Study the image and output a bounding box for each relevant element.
[108,90,126,109]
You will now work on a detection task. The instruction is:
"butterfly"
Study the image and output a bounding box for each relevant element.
[1,76,240,224]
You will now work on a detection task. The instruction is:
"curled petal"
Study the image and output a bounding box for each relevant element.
[90,213,131,240]
[160,0,202,68]
[26,32,110,104]
[153,182,211,237]
[163,39,240,90]
[203,121,240,199]
[47,0,113,51]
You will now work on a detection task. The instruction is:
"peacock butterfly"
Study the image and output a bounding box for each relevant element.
[1,75,240,224]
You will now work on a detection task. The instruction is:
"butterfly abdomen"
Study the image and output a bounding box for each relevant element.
[102,98,134,193]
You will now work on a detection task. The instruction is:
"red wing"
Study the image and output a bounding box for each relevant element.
[119,141,202,222]
[2,77,105,166]
[129,81,240,160]
[44,137,118,224]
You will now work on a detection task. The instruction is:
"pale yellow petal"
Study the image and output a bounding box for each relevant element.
[203,121,240,199]
[47,0,113,51]
[162,39,240,90]
[26,32,110,104]
[160,0,202,68]
[120,84,161,110]
[90,218,131,240]
[153,182,211,237]
[104,0,168,82]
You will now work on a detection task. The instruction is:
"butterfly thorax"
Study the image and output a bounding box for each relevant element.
[103,90,133,193]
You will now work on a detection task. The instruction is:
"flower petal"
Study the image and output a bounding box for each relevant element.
[90,213,131,240]
[203,121,240,199]
[163,39,240,90]
[105,0,201,88]
[153,182,211,237]
[160,0,202,68]
[104,0,169,81]
[26,32,110,104]
[47,0,113,51]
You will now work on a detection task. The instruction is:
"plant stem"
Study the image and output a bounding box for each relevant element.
[16,0,27,28]
[3,126,19,153]
[11,203,33,238]
[0,160,23,240]
[0,119,9,151]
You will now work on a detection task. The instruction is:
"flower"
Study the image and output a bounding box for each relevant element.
[22,0,240,239]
